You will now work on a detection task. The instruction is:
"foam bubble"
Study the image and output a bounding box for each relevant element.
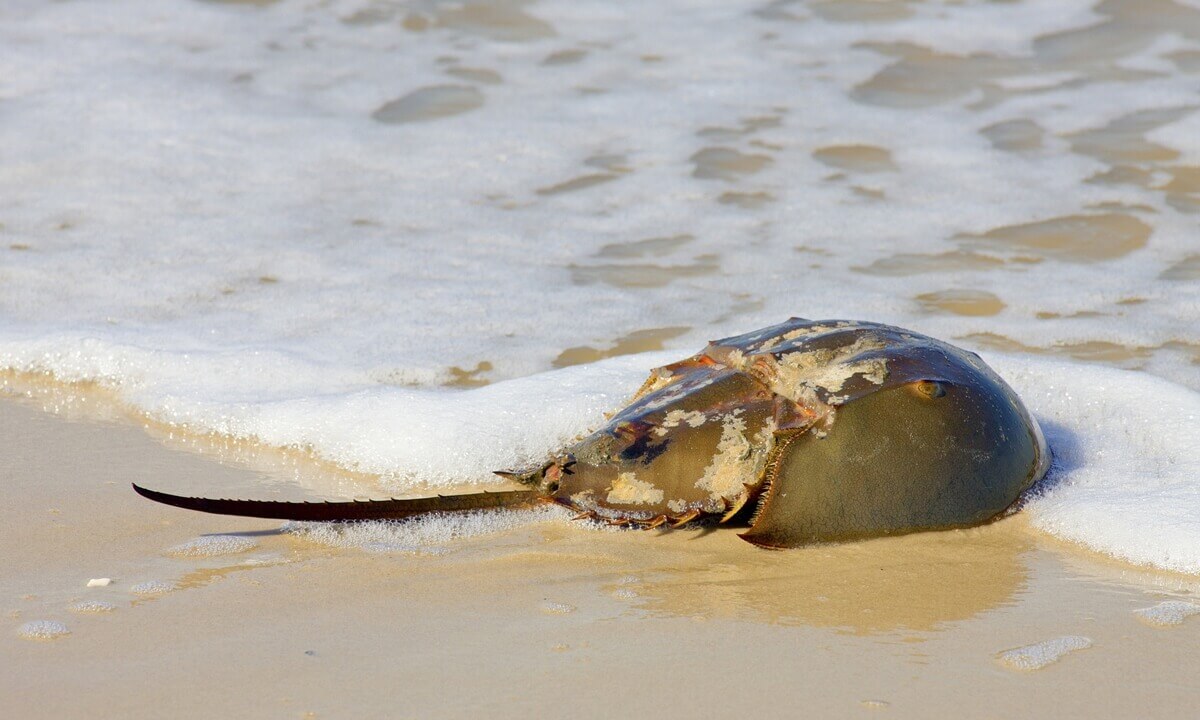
[240,554,285,566]
[166,535,258,558]
[69,601,117,614]
[17,620,70,640]
[130,581,174,596]
[359,543,450,556]
[286,503,588,550]
[539,601,576,614]
[997,636,1092,671]
[1134,600,1200,627]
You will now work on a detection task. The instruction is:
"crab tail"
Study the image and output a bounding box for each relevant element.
[131,483,548,522]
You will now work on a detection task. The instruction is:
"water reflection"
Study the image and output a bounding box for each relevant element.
[620,524,1032,635]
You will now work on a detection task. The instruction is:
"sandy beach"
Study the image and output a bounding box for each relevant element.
[5,384,1199,718]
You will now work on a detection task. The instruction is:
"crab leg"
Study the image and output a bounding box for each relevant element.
[642,515,668,529]
[669,509,702,528]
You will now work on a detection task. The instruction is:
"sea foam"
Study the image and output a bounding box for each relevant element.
[166,535,259,558]
[286,502,597,552]
[997,636,1092,671]
[1133,600,1200,627]
[999,358,1200,575]
[17,620,70,641]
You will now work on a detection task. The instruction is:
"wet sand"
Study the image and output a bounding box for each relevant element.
[4,394,1200,719]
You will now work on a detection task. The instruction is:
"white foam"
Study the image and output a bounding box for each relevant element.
[17,620,70,640]
[130,581,174,596]
[240,554,286,566]
[997,635,1092,671]
[166,535,258,558]
[1134,600,1200,627]
[539,601,576,614]
[286,503,591,550]
[70,601,117,614]
[995,356,1200,575]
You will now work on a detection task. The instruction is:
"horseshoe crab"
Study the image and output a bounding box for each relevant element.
[133,318,1050,547]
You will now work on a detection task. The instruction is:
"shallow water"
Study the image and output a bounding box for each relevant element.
[0,0,1197,570]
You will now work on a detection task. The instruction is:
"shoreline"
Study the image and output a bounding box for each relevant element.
[6,366,1199,582]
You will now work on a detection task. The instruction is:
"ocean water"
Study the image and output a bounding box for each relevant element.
[0,0,1197,570]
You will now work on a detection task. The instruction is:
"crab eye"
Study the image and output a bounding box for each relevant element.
[914,380,946,399]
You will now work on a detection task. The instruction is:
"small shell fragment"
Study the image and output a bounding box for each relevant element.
[86,578,112,587]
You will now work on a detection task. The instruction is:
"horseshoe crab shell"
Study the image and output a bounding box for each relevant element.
[132,318,1050,549]
[532,318,1050,546]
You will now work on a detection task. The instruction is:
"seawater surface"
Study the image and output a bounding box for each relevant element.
[0,0,1197,571]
